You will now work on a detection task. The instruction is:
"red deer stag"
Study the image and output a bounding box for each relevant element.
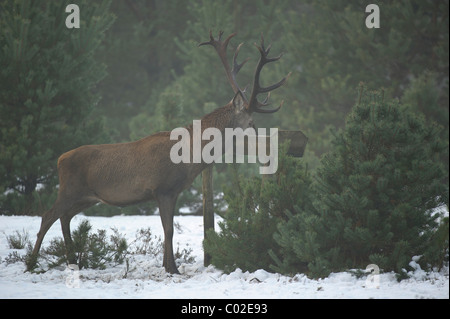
[27,31,290,274]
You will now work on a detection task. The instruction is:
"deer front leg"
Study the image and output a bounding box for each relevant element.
[158,194,179,274]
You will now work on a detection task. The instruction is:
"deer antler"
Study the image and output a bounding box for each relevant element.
[200,31,290,114]
[199,30,249,95]
[248,34,291,113]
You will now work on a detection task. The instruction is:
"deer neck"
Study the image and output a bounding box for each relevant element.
[181,104,237,171]
[197,104,236,133]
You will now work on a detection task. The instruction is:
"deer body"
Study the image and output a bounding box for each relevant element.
[60,136,184,206]
[27,31,289,274]
[58,103,245,206]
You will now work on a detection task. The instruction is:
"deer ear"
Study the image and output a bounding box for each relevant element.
[232,91,246,112]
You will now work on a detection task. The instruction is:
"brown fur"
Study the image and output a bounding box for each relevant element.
[27,30,287,274]
[27,97,249,274]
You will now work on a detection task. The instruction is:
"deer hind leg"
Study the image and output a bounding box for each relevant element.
[157,194,179,274]
[26,201,62,271]
[60,214,77,265]
[26,196,97,271]
[59,199,98,266]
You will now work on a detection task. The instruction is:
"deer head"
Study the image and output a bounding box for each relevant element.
[199,31,291,130]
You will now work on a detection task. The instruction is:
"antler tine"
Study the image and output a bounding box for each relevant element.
[248,33,290,113]
[199,31,249,95]
[199,30,234,49]
[259,71,291,94]
[232,43,250,76]
[217,30,224,41]
[200,31,289,114]
[261,92,271,105]
[252,73,291,113]
[254,100,284,114]
[254,90,285,114]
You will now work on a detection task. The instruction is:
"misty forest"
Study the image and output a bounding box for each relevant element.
[0,0,448,278]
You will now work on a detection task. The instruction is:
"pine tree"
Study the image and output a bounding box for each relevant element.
[276,0,449,169]
[273,86,448,278]
[402,72,449,181]
[0,0,114,214]
[203,145,313,273]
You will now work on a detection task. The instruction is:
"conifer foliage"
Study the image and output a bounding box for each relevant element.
[203,146,314,273]
[0,1,114,214]
[273,87,448,278]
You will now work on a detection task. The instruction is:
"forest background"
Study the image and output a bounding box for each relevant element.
[0,0,448,217]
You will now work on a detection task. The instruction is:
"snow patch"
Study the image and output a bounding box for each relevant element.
[0,215,448,299]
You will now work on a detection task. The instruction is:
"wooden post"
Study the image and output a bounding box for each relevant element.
[202,165,214,266]
[278,130,308,158]
[201,129,308,267]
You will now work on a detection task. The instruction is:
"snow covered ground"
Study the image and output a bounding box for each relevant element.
[0,214,448,299]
